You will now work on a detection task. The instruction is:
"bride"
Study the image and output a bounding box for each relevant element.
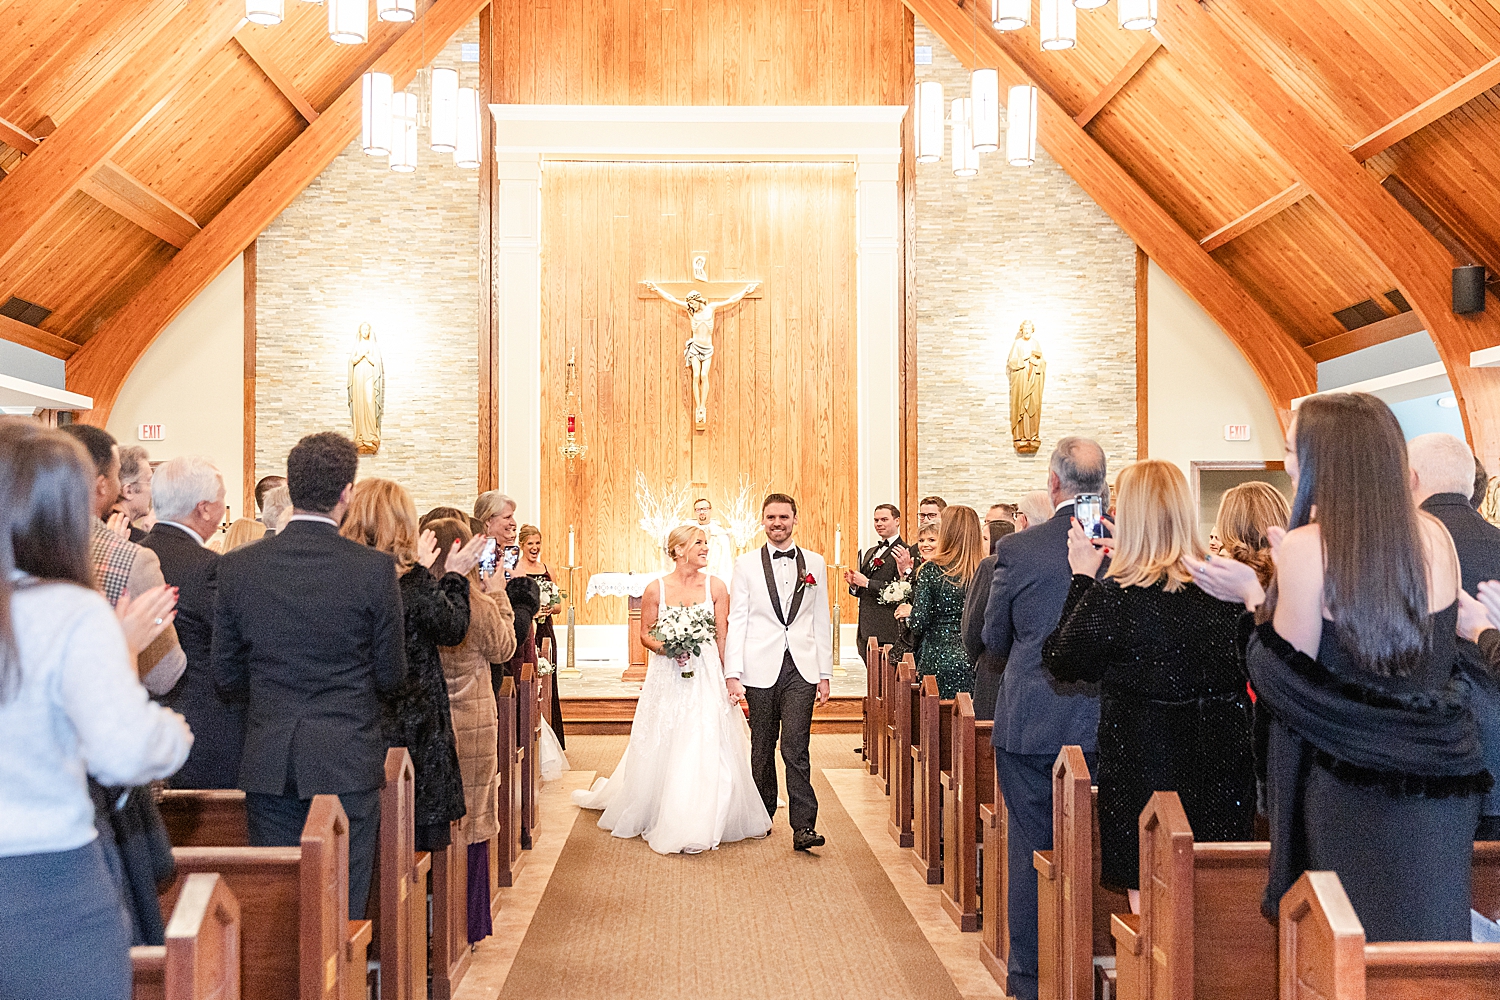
[572,525,771,854]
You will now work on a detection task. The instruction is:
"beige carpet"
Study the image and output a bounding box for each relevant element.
[497,735,963,1000]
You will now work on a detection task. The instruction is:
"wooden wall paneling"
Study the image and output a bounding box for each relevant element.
[900,5,919,525]
[1136,246,1148,460]
[478,3,497,491]
[243,240,257,521]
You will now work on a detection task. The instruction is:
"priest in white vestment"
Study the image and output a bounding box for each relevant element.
[693,498,736,582]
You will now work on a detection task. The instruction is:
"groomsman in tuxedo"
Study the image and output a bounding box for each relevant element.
[844,504,909,654]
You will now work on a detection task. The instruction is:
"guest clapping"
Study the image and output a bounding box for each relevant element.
[0,421,190,1000]
[1042,460,1255,900]
[342,478,488,853]
[906,505,986,698]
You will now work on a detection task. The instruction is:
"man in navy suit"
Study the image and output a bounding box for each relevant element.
[212,432,405,920]
[982,436,1106,1000]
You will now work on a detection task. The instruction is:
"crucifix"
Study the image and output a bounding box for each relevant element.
[639,253,762,429]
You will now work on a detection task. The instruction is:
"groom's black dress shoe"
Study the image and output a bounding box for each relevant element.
[793,828,825,852]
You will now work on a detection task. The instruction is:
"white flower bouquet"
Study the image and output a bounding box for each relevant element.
[878,578,912,605]
[537,656,554,677]
[536,579,564,618]
[648,604,717,678]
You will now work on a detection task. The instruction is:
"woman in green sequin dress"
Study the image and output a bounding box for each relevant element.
[905,505,986,698]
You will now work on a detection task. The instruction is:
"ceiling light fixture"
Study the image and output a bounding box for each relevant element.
[1117,0,1158,29]
[1039,0,1077,50]
[430,68,458,153]
[361,72,393,156]
[377,0,416,22]
[389,91,418,172]
[992,0,1030,31]
[454,87,481,168]
[971,69,1000,153]
[1074,0,1108,9]
[915,81,945,163]
[328,0,367,44]
[1007,85,1038,166]
[952,98,979,177]
[246,0,284,26]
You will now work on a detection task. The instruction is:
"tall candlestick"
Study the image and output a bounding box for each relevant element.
[834,525,841,566]
[568,524,576,567]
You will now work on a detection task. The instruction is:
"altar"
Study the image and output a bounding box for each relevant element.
[584,572,662,683]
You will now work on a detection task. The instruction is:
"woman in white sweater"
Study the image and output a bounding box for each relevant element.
[0,421,193,1000]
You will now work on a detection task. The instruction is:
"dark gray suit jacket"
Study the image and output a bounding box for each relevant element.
[982,503,1101,754]
[962,554,1003,722]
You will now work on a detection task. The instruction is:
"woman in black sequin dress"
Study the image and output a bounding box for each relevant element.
[1042,460,1255,895]
[904,507,986,698]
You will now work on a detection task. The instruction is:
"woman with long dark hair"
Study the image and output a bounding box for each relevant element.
[0,420,191,999]
[905,505,986,698]
[1247,392,1486,941]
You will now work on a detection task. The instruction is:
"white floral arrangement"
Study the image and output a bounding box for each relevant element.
[536,579,564,618]
[635,471,694,554]
[537,657,554,677]
[648,604,717,678]
[723,475,764,553]
[878,578,912,605]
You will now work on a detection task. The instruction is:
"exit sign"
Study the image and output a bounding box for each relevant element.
[1223,424,1251,442]
[137,423,165,442]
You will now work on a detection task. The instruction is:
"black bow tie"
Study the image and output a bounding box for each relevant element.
[772,548,797,559]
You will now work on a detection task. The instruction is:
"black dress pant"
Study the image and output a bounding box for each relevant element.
[745,651,818,832]
[246,788,381,920]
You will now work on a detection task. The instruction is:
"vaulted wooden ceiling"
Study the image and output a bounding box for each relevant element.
[3,0,1500,454]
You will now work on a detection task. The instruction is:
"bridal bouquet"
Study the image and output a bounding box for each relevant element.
[878,578,912,605]
[649,604,716,678]
[536,579,564,618]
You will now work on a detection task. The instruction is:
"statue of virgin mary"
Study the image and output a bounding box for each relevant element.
[348,322,384,455]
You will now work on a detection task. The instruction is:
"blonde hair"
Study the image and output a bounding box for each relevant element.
[664,524,706,561]
[1213,481,1290,588]
[518,524,542,547]
[917,523,939,541]
[220,517,266,553]
[340,477,420,574]
[1106,460,1202,593]
[930,504,986,588]
[473,490,514,524]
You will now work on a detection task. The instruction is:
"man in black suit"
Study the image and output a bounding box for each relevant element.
[1410,432,1500,840]
[844,503,909,656]
[142,456,241,789]
[212,432,405,919]
[982,436,1106,1000]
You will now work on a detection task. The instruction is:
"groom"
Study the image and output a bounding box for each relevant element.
[724,493,833,852]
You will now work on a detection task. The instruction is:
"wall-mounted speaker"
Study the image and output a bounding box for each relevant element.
[1454,265,1487,314]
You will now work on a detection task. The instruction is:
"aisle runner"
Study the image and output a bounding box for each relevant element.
[498,759,963,1000]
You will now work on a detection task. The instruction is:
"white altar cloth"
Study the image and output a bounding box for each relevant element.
[584,572,663,601]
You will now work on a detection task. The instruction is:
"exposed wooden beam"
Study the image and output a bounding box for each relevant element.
[67,0,493,426]
[234,29,320,124]
[0,313,77,360]
[1155,0,1500,463]
[78,162,201,249]
[1075,39,1160,128]
[1350,55,1500,162]
[0,0,243,276]
[1305,310,1426,365]
[906,0,1314,411]
[0,115,40,155]
[1198,182,1307,252]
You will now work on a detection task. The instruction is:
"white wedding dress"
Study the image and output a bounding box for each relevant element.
[572,576,771,854]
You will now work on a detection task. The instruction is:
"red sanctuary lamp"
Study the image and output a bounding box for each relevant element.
[558,349,584,678]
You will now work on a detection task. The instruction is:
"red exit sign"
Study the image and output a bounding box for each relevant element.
[1223,424,1251,442]
[137,423,165,442]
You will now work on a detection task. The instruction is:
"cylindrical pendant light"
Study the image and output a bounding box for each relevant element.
[328,0,367,44]
[429,68,458,153]
[1039,0,1076,50]
[970,68,1000,153]
[246,0,284,26]
[390,91,417,172]
[1073,0,1107,9]
[1007,85,1038,166]
[952,98,979,177]
[992,0,1030,30]
[454,87,481,168]
[915,81,945,163]
[1118,0,1158,29]
[377,0,415,21]
[361,71,393,156]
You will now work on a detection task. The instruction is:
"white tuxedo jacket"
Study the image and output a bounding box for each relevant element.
[723,544,833,688]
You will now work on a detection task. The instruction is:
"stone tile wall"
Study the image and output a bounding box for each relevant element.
[914,21,1137,511]
[255,25,481,514]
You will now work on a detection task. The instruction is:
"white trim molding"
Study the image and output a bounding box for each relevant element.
[488,104,907,534]
[0,372,93,414]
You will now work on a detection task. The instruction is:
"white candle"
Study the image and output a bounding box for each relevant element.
[834,526,841,565]
[568,524,576,567]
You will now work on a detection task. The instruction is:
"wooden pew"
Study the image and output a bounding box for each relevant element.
[888,655,918,848]
[1034,747,1129,1000]
[159,748,426,1000]
[161,795,356,1000]
[878,645,897,794]
[430,822,468,1000]
[131,873,240,1000]
[539,637,555,728]
[517,661,541,850]
[1109,791,1274,1000]
[941,693,996,931]
[912,673,954,885]
[863,637,881,777]
[1280,869,1500,1000]
[493,674,525,887]
[979,763,1009,991]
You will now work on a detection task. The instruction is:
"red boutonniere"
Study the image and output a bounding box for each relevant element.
[872,557,884,568]
[800,572,818,589]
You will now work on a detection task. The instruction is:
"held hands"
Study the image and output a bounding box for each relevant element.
[725,676,747,707]
[115,585,178,655]
[816,678,830,706]
[443,533,492,578]
[1184,553,1266,610]
[1066,518,1110,578]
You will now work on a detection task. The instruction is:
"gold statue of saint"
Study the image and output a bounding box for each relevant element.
[1007,320,1045,455]
[641,279,759,428]
[348,322,385,455]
